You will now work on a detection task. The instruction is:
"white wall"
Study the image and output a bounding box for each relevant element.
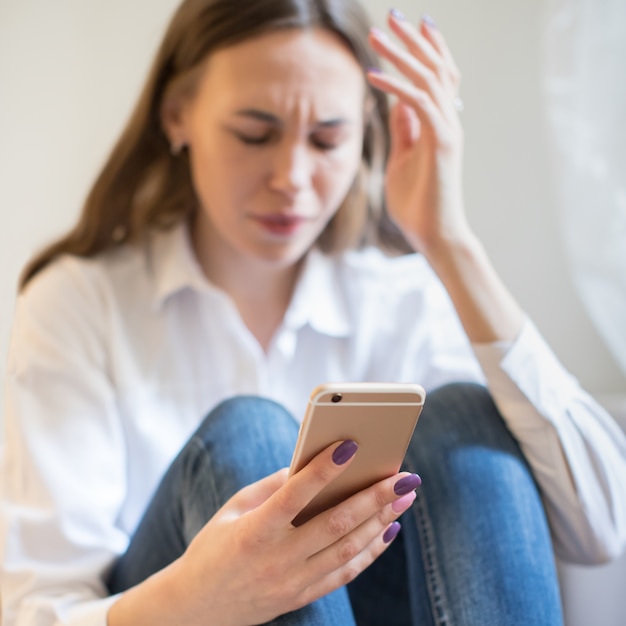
[1,1,625,624]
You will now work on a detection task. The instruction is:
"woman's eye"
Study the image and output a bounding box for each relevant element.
[235,133,271,146]
[311,137,339,151]
[311,128,346,151]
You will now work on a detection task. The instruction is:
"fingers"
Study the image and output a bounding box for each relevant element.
[305,521,402,602]
[418,16,462,92]
[369,27,451,118]
[367,11,462,134]
[390,10,461,94]
[225,468,289,516]
[295,483,419,602]
[256,440,359,531]
[367,70,451,145]
[389,13,456,101]
[298,471,420,560]
[220,443,421,615]
[388,101,421,161]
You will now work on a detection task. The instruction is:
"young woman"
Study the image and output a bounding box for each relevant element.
[2,1,625,625]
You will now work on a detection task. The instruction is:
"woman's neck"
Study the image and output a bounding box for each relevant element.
[191,222,303,352]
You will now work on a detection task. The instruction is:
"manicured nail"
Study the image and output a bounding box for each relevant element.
[370,27,388,40]
[383,521,402,543]
[393,473,422,496]
[332,440,358,465]
[392,491,416,514]
[389,8,406,21]
[422,14,437,29]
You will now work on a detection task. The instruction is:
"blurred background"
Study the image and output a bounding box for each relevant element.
[1,1,625,624]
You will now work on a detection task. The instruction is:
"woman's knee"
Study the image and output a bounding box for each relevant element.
[195,395,299,452]
[406,381,535,493]
[416,382,516,451]
[177,397,300,539]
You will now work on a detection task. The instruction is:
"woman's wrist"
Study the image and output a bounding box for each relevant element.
[406,217,476,267]
[417,228,524,343]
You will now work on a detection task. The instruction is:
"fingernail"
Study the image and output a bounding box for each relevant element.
[383,521,402,543]
[367,66,382,74]
[332,440,358,465]
[422,14,437,29]
[370,27,388,40]
[392,491,417,513]
[393,473,422,496]
[390,8,405,21]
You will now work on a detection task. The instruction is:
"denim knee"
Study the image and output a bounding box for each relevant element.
[184,395,299,503]
[402,383,561,626]
[193,395,299,451]
[415,382,520,454]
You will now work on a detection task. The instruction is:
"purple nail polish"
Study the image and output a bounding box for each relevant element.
[393,474,422,496]
[383,521,401,543]
[422,13,437,29]
[332,440,358,465]
[390,8,406,21]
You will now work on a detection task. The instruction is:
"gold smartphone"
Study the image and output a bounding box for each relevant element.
[288,382,426,526]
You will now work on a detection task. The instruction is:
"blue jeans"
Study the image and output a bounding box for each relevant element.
[107,383,563,625]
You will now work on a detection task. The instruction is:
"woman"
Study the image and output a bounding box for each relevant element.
[1,1,625,624]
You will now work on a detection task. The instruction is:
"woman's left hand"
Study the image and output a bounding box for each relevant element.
[367,11,469,256]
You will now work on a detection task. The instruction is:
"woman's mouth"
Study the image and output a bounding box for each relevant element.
[251,213,308,236]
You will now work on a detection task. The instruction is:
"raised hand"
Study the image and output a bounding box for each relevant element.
[367,10,469,256]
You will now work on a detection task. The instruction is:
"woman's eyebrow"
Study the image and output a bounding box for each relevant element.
[234,109,280,124]
[233,109,348,128]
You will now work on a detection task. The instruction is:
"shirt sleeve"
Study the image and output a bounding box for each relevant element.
[0,259,128,626]
[473,317,626,564]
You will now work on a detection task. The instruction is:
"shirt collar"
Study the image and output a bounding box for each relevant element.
[284,248,352,338]
[149,222,352,337]
[150,221,213,308]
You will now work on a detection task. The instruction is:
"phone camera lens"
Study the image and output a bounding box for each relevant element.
[331,393,343,403]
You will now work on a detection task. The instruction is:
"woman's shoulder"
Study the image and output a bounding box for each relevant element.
[21,244,136,306]
[17,240,151,336]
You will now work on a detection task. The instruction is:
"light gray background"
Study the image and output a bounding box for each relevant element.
[1,1,625,624]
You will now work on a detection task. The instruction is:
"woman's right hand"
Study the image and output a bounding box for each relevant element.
[109,440,420,626]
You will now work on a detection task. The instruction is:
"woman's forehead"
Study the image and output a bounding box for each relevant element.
[195,28,366,118]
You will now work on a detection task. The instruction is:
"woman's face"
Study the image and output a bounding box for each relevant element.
[166,28,366,271]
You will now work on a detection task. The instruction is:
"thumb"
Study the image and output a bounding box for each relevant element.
[389,101,421,162]
[223,468,289,517]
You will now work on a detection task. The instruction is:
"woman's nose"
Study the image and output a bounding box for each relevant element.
[268,141,313,195]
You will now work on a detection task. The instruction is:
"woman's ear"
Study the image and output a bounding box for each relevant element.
[160,94,188,154]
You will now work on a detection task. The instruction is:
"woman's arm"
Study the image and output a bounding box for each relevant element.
[367,9,626,564]
[368,11,523,344]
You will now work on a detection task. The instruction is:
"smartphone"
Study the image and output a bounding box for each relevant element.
[288,382,426,526]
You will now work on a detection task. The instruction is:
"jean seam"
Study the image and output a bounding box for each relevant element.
[412,489,452,626]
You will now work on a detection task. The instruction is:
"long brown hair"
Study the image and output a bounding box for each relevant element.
[20,0,410,289]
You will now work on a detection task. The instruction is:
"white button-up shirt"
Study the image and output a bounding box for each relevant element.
[2,223,626,626]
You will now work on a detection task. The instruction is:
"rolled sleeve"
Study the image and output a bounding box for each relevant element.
[473,318,626,564]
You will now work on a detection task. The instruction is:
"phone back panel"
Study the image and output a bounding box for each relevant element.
[289,383,425,526]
